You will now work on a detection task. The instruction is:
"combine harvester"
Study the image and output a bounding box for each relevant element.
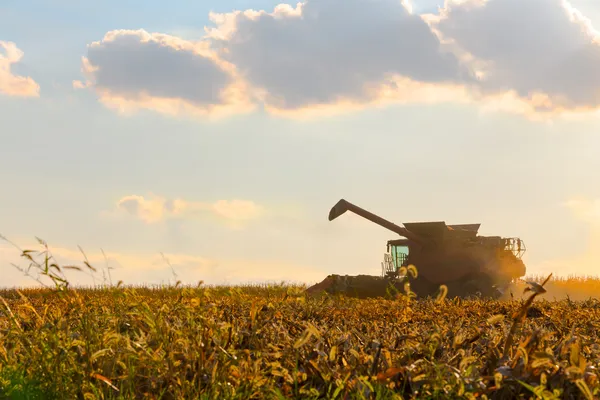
[307,199,527,299]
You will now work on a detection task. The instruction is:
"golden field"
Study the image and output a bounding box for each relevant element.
[0,275,598,399]
[0,238,599,399]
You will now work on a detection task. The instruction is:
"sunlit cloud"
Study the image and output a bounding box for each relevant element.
[115,194,265,227]
[205,0,471,113]
[0,41,40,97]
[76,0,600,120]
[429,0,600,116]
[73,29,254,119]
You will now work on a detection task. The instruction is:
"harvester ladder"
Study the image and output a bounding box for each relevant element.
[381,253,396,278]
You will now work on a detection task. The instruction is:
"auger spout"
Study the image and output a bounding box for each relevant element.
[328,199,425,245]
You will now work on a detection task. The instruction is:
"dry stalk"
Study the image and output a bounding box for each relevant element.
[502,273,553,359]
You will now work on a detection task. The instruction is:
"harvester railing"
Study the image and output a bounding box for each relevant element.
[504,237,526,258]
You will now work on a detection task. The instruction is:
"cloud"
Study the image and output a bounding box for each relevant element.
[431,0,600,114]
[73,29,253,118]
[77,0,600,120]
[117,194,167,224]
[115,194,265,226]
[206,0,471,114]
[0,41,40,97]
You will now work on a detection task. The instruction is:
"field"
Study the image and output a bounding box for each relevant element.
[0,239,599,399]
[0,273,599,399]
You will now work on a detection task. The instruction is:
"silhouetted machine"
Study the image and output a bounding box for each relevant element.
[328,199,527,298]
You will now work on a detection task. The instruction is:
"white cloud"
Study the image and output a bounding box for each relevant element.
[77,0,600,119]
[74,29,254,119]
[117,194,167,224]
[0,41,40,97]
[206,0,470,112]
[431,0,600,113]
[116,194,265,226]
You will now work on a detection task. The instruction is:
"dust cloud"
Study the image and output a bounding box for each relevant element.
[499,280,600,302]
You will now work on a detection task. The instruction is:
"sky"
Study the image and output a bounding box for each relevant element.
[2,0,600,288]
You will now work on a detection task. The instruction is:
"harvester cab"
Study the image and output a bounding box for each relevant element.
[327,198,527,298]
[383,239,410,279]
